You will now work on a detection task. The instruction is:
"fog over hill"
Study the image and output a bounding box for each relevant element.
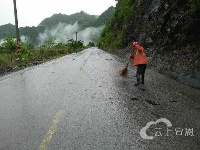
[38,22,104,45]
[0,7,115,45]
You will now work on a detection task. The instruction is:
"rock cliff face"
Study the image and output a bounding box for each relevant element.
[130,0,200,89]
[100,0,200,88]
[124,0,199,52]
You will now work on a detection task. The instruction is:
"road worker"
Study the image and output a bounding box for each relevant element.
[130,42,148,86]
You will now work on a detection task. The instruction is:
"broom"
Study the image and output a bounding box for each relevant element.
[119,59,130,77]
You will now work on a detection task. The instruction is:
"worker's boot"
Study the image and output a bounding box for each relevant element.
[141,74,145,84]
[135,74,141,86]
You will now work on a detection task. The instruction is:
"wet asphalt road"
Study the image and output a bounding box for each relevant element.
[0,47,200,150]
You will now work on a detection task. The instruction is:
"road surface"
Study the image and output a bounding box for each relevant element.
[0,47,200,150]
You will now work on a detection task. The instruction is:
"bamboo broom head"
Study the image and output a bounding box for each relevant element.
[119,66,128,76]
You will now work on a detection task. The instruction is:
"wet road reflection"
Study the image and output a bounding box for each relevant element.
[0,47,200,150]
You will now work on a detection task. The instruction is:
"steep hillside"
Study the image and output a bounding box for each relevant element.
[19,26,46,43]
[93,6,115,27]
[39,11,97,30]
[0,24,15,39]
[98,0,200,88]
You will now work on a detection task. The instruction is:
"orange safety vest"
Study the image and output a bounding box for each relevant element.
[131,44,147,66]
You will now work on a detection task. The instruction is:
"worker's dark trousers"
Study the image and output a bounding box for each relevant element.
[136,64,147,84]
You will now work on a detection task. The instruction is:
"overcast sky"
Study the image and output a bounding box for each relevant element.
[0,0,116,27]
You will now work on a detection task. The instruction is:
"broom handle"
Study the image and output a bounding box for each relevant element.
[126,58,131,67]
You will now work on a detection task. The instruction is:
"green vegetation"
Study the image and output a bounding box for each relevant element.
[98,0,134,49]
[39,11,96,29]
[0,24,15,39]
[0,36,88,68]
[92,6,115,27]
